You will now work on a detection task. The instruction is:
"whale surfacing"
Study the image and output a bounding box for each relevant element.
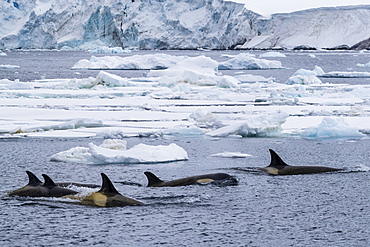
[259,149,342,175]
[8,171,78,197]
[144,171,237,187]
[64,173,143,207]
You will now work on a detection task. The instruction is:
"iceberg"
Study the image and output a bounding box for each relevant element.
[300,117,366,139]
[72,54,187,70]
[218,53,283,70]
[50,139,188,164]
[357,61,370,67]
[0,51,6,56]
[285,75,322,85]
[206,112,288,137]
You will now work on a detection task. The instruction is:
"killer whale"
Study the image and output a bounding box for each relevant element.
[8,171,78,197]
[64,173,143,207]
[259,149,342,175]
[144,171,238,187]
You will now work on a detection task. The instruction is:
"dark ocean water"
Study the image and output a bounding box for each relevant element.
[1,137,369,246]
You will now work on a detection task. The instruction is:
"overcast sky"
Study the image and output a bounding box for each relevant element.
[231,0,370,16]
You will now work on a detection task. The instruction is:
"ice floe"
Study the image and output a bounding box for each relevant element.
[0,64,20,69]
[211,152,252,158]
[319,71,370,78]
[1,52,370,140]
[300,117,366,139]
[50,139,188,164]
[357,61,370,67]
[218,53,283,70]
[0,51,7,56]
[72,54,187,70]
[259,51,286,58]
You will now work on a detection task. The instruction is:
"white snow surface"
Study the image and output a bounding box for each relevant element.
[50,139,188,164]
[1,1,369,50]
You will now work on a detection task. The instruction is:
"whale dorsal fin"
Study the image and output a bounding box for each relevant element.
[42,174,57,188]
[99,173,120,195]
[144,171,164,187]
[268,149,290,168]
[26,171,43,186]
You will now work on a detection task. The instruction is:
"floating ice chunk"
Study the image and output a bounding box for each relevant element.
[211,152,252,158]
[95,71,132,87]
[72,54,187,70]
[189,109,221,128]
[207,112,288,137]
[218,53,283,70]
[285,75,322,85]
[357,61,370,67]
[235,74,274,83]
[89,47,131,54]
[300,117,366,139]
[97,139,127,150]
[51,139,188,164]
[0,51,6,56]
[217,75,240,88]
[293,66,324,77]
[308,54,316,58]
[0,79,34,89]
[259,51,286,58]
[319,71,370,78]
[0,64,20,69]
[50,146,96,164]
[149,55,220,86]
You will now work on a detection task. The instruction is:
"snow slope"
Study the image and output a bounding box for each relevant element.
[1,1,369,50]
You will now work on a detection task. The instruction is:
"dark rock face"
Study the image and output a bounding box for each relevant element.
[351,38,370,50]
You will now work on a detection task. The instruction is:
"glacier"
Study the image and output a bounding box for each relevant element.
[0,0,369,50]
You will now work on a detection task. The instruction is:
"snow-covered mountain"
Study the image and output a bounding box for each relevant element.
[0,0,369,50]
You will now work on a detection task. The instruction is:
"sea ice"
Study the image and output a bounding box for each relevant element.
[259,51,286,58]
[218,53,283,70]
[50,139,188,164]
[206,112,288,137]
[300,117,366,139]
[319,71,370,78]
[357,61,370,67]
[0,64,20,69]
[211,152,252,158]
[72,54,187,70]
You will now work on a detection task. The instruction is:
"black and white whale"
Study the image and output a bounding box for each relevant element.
[8,171,78,197]
[259,149,343,175]
[144,171,238,187]
[64,173,143,207]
